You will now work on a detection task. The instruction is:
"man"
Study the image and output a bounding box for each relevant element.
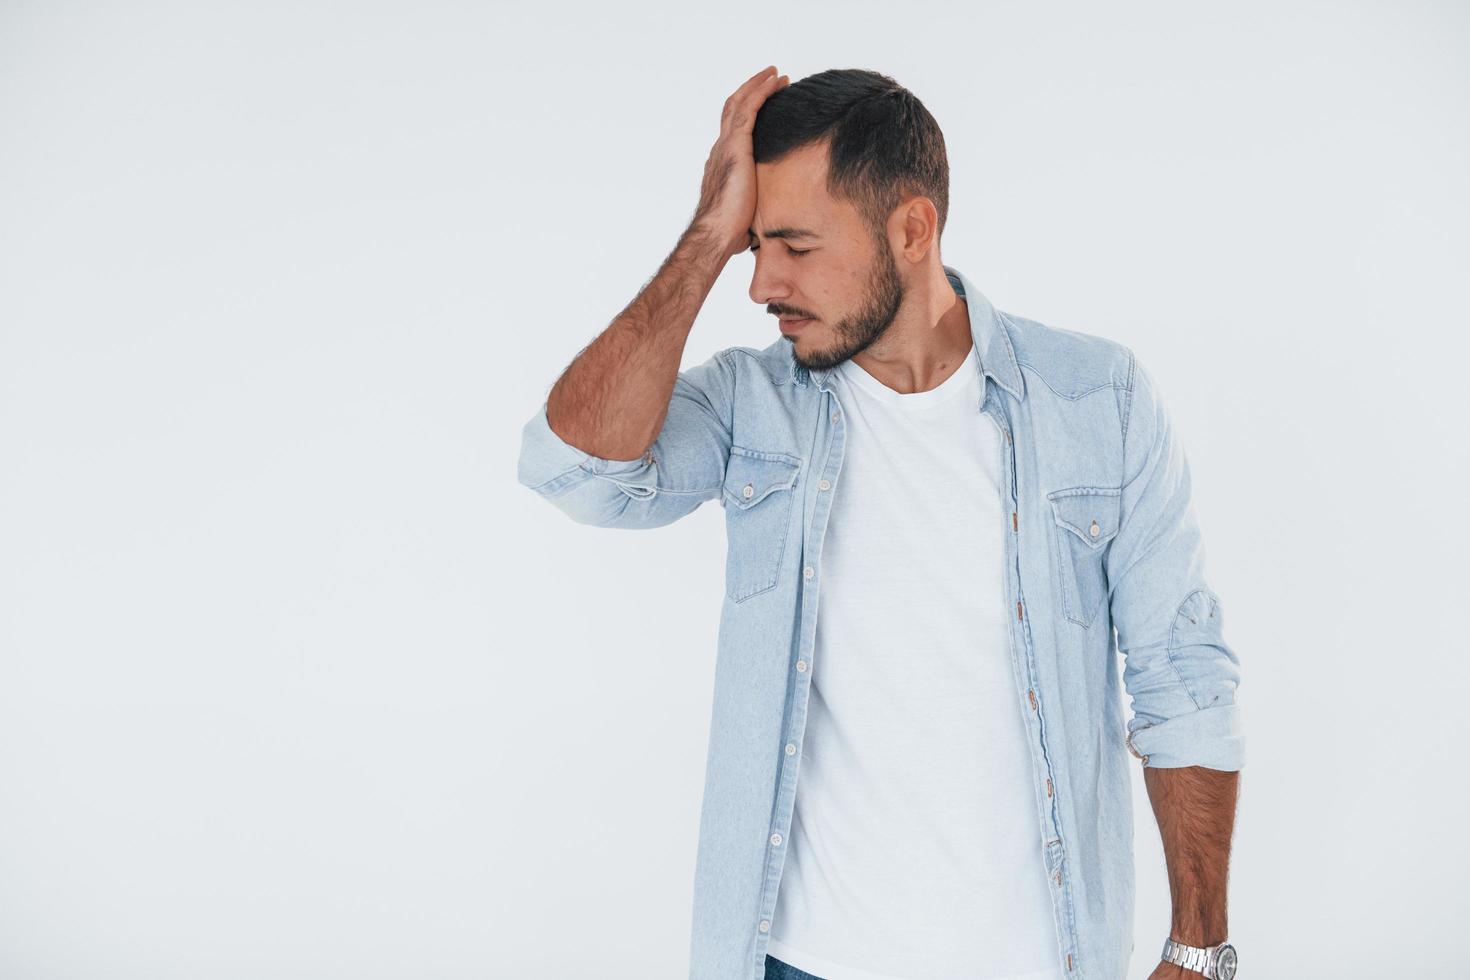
[516,66,1243,980]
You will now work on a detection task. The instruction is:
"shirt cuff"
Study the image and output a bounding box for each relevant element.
[1126,702,1245,770]
[518,399,656,490]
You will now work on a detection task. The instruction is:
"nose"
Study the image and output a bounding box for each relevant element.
[748,252,788,308]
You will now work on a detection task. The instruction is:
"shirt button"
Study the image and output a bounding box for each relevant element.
[796,660,807,672]
[759,920,771,933]
[804,566,815,579]
[743,483,755,499]
[1089,520,1100,537]
[785,743,796,755]
[831,412,841,423]
[770,832,783,846]
[818,479,830,490]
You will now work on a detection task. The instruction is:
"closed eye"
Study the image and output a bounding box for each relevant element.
[749,244,813,257]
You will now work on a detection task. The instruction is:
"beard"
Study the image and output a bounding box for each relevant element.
[786,238,905,373]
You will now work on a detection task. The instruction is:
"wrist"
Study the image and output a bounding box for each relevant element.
[1160,935,1237,980]
[684,218,743,264]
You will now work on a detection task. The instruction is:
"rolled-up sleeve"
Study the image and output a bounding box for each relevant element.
[516,348,734,530]
[1107,351,1244,771]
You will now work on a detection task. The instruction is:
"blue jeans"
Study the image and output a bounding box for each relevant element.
[763,955,825,980]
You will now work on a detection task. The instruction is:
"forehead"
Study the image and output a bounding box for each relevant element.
[753,141,844,233]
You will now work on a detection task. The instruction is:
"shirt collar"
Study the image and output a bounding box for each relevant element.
[789,264,1025,402]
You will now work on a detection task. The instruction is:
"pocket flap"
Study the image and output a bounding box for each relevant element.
[723,447,801,510]
[1046,486,1121,548]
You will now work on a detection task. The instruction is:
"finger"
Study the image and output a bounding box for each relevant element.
[739,73,788,124]
[746,64,778,85]
[722,67,779,130]
[731,65,778,101]
[730,69,786,124]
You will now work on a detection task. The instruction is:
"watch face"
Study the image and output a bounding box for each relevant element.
[1216,944,1237,980]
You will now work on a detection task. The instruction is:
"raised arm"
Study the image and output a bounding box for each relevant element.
[517,66,790,529]
[544,222,728,464]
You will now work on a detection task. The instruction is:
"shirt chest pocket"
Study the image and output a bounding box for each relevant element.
[721,446,802,603]
[1046,486,1121,629]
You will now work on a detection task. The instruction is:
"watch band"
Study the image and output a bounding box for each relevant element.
[1161,936,1220,978]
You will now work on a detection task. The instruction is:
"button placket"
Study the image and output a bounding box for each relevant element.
[990,403,1077,974]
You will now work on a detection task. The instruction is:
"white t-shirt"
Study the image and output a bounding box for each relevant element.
[766,340,1064,980]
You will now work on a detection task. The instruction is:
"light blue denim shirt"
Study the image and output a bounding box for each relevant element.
[516,266,1244,980]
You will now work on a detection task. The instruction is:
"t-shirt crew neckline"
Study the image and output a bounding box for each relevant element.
[835,339,979,411]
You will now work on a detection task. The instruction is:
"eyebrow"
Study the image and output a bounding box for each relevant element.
[748,226,822,242]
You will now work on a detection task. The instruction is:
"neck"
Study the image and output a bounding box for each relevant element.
[850,261,972,394]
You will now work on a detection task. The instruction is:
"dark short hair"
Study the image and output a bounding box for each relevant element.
[752,68,949,246]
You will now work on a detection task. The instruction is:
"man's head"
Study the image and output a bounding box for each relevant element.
[748,69,950,372]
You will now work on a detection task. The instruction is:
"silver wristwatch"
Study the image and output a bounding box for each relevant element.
[1160,936,1238,979]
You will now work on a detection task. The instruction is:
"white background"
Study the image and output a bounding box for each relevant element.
[2,2,1466,977]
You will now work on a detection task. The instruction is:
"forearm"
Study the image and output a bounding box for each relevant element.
[1143,764,1240,946]
[545,222,729,461]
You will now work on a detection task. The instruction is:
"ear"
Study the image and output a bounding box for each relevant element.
[892,194,940,260]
